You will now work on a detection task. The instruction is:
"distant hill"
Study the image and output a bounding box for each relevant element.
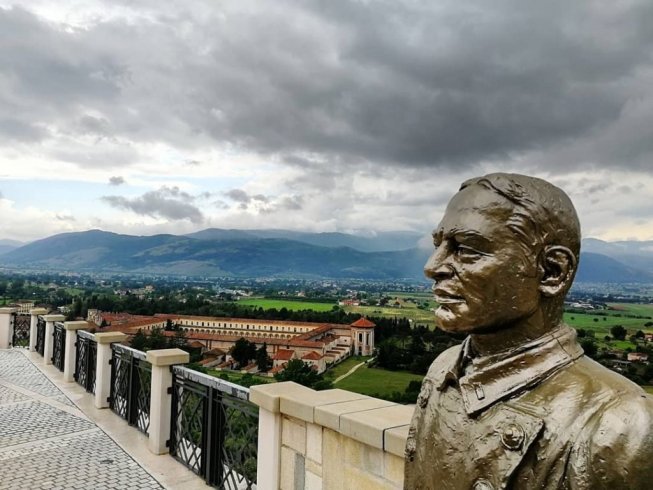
[185,228,422,252]
[1,230,651,283]
[582,238,653,274]
[0,239,24,255]
[575,252,653,283]
[0,229,430,279]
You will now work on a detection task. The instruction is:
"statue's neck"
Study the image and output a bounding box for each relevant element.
[468,308,559,358]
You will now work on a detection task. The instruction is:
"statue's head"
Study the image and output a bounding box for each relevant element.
[425,173,580,335]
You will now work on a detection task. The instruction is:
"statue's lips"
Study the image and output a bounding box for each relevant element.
[434,289,465,305]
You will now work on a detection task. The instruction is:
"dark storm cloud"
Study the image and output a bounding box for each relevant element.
[101,187,204,223]
[3,1,653,173]
[109,176,125,186]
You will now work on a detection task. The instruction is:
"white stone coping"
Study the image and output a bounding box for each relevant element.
[64,320,92,331]
[0,307,19,313]
[114,343,149,361]
[43,314,66,322]
[145,348,189,366]
[249,381,415,457]
[172,365,250,400]
[29,307,49,315]
[95,332,128,344]
[77,330,96,341]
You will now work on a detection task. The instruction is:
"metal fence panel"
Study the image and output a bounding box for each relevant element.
[11,314,30,348]
[52,323,66,371]
[110,344,151,434]
[35,317,45,356]
[170,366,258,489]
[74,332,97,394]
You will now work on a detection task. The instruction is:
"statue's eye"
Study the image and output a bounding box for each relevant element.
[455,244,482,258]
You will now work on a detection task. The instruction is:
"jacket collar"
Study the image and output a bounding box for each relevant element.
[438,324,584,416]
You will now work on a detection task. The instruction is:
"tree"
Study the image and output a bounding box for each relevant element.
[610,325,627,341]
[131,329,147,351]
[231,338,256,367]
[580,338,598,359]
[274,359,321,388]
[148,326,168,350]
[255,343,272,372]
[169,328,188,349]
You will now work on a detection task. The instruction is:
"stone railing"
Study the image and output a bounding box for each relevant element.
[1,307,414,489]
[251,382,412,489]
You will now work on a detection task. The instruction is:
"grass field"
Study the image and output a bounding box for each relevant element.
[206,369,271,386]
[565,302,653,337]
[323,356,370,380]
[644,386,653,395]
[343,303,437,328]
[607,303,653,317]
[236,298,336,312]
[334,365,424,397]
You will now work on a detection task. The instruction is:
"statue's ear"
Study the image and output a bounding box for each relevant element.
[539,246,577,297]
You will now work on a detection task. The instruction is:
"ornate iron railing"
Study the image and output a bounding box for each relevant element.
[170,366,258,489]
[110,344,151,434]
[35,316,46,356]
[11,313,30,348]
[52,322,66,371]
[74,331,97,394]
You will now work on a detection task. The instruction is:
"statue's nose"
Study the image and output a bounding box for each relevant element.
[424,250,455,281]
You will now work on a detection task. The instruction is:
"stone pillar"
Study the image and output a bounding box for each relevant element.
[94,332,128,409]
[146,348,190,455]
[43,314,65,365]
[0,307,18,349]
[29,308,48,352]
[250,382,315,490]
[62,321,91,382]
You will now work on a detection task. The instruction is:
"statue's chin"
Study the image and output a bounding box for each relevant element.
[434,304,466,333]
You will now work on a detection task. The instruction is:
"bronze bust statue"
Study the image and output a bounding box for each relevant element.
[405,173,653,489]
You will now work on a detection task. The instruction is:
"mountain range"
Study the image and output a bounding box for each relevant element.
[0,230,652,283]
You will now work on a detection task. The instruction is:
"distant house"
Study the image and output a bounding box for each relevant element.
[272,349,296,369]
[627,352,649,363]
[338,299,360,306]
[301,351,326,374]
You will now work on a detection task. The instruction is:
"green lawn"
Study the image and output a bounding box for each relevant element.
[206,369,271,386]
[236,298,337,312]
[564,312,653,336]
[324,356,370,380]
[643,386,653,395]
[335,365,424,397]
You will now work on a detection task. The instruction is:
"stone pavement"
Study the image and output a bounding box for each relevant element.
[0,349,163,490]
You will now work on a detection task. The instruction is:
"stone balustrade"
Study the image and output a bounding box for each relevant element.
[251,382,412,490]
[3,314,414,489]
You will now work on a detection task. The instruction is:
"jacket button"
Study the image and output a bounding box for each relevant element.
[472,479,494,490]
[501,423,525,451]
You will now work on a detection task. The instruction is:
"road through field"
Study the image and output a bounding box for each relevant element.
[333,360,368,383]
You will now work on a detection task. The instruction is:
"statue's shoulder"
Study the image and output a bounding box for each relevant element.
[567,357,653,486]
[424,343,463,381]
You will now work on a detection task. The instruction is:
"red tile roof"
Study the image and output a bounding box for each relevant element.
[273,349,295,361]
[301,351,323,361]
[350,317,376,328]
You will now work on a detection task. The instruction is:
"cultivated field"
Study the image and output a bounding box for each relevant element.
[236,297,336,312]
[565,303,653,337]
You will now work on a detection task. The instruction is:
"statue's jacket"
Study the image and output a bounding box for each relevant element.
[404,325,653,490]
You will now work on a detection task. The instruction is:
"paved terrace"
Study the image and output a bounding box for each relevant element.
[0,349,207,490]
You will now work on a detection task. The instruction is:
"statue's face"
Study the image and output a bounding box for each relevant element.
[425,186,542,334]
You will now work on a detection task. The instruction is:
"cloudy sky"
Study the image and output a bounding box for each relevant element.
[1,0,653,243]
